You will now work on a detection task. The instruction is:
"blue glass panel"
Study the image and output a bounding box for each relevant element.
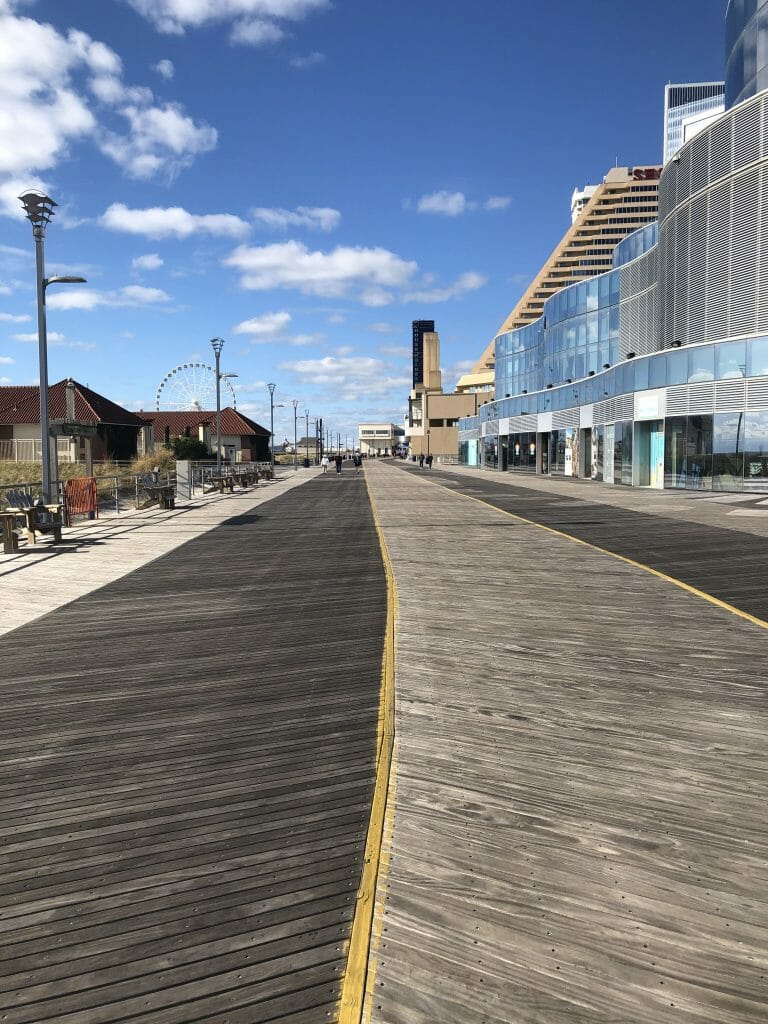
[716,339,747,379]
[634,357,649,391]
[688,345,714,383]
[748,336,768,376]
[649,354,666,389]
[667,348,688,386]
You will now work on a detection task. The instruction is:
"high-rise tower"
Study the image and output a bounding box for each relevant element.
[411,319,435,388]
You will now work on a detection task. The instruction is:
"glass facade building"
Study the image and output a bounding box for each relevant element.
[460,85,768,492]
[663,83,725,162]
[726,0,768,107]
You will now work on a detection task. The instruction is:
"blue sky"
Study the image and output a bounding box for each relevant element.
[0,0,725,444]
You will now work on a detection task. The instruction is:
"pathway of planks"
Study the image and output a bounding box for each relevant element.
[365,462,768,1024]
[0,474,386,1023]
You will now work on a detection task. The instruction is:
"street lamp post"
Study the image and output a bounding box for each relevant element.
[211,338,224,474]
[19,191,86,503]
[267,383,277,472]
[292,399,299,470]
[305,409,309,464]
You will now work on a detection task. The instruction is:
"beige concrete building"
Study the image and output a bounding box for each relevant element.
[472,165,662,373]
[406,328,489,459]
[358,423,403,456]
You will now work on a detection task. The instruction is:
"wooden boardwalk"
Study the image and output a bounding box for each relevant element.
[364,462,768,1024]
[0,474,386,1023]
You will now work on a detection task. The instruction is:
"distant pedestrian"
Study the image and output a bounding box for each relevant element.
[353,452,362,474]
[418,453,424,468]
[426,453,433,469]
[334,453,343,474]
[321,455,329,473]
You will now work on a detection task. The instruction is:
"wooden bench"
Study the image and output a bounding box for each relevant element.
[143,485,175,509]
[138,477,176,509]
[3,490,63,546]
[207,475,235,494]
[1,511,19,553]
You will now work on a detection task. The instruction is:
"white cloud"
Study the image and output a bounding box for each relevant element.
[287,332,323,347]
[280,354,410,401]
[46,285,171,310]
[101,203,250,239]
[231,19,286,45]
[152,58,175,79]
[0,375,11,384]
[0,7,217,199]
[251,205,340,232]
[13,330,65,342]
[367,322,394,333]
[417,191,471,216]
[485,195,511,211]
[224,241,418,301]
[0,312,30,322]
[125,1,331,42]
[290,51,325,68]
[132,253,164,271]
[359,287,393,307]
[232,311,292,338]
[379,344,410,357]
[99,103,217,180]
[0,355,15,364]
[404,271,487,303]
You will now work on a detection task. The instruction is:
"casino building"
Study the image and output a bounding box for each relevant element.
[459,3,768,491]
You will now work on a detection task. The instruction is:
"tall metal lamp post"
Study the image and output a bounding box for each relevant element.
[292,399,299,470]
[267,383,277,472]
[211,337,225,474]
[305,408,310,464]
[19,190,86,503]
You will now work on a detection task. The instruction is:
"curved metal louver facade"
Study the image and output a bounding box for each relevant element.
[618,245,659,358]
[658,91,768,350]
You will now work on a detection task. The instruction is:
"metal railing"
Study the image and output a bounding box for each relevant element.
[0,438,76,462]
[0,461,280,518]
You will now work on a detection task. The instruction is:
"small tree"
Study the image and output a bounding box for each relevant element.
[166,436,210,460]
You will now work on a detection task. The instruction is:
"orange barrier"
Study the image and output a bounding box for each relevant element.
[63,477,99,527]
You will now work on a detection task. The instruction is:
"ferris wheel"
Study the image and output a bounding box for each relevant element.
[156,362,237,411]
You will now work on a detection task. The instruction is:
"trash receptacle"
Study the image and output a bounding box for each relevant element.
[302,458,311,468]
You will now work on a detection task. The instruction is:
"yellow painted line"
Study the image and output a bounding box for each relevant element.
[438,477,768,633]
[362,748,398,1024]
[338,477,397,1024]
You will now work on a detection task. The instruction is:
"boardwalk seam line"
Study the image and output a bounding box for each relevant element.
[337,475,397,1024]
[432,474,768,632]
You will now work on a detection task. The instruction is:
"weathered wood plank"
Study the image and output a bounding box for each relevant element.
[365,462,768,1024]
[0,475,386,1022]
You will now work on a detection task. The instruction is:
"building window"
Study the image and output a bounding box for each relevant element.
[428,418,445,427]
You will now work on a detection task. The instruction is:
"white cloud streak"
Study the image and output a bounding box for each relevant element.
[131,253,164,271]
[125,0,331,45]
[250,205,340,232]
[232,311,292,338]
[404,271,487,303]
[417,191,470,216]
[224,241,418,302]
[46,285,171,311]
[101,203,250,239]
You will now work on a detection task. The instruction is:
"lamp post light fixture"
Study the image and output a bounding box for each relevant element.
[292,399,299,470]
[19,190,86,503]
